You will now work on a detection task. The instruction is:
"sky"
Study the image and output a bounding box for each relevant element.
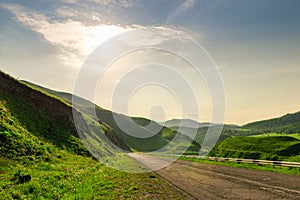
[0,0,299,125]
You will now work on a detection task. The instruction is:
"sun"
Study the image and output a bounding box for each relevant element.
[84,24,130,55]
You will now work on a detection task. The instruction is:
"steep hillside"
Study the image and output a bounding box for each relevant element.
[23,81,201,153]
[0,71,127,159]
[243,111,300,134]
[0,71,189,199]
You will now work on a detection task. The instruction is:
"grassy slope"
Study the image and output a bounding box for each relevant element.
[208,112,300,161]
[1,72,130,159]
[20,78,300,164]
[251,133,300,140]
[209,135,300,161]
[179,111,300,148]
[242,111,300,134]
[0,72,187,199]
[0,74,90,158]
[23,81,201,153]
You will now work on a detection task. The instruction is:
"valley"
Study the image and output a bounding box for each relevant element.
[0,70,299,199]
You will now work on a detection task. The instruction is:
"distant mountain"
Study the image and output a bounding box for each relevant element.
[22,80,201,154]
[242,111,300,134]
[160,118,210,129]
[160,118,240,147]
[16,77,300,157]
[161,111,300,152]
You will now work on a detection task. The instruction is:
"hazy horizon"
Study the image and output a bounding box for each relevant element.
[4,74,297,127]
[1,0,299,125]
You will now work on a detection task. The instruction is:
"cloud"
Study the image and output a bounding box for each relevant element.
[181,0,197,10]
[54,7,104,25]
[115,26,192,47]
[166,0,197,23]
[89,0,131,8]
[57,0,80,3]
[2,3,194,65]
[57,0,131,7]
[1,2,195,71]
[2,3,130,68]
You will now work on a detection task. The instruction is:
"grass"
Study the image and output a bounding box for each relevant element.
[209,135,300,161]
[179,156,300,176]
[250,133,300,140]
[0,153,186,199]
[249,133,300,162]
[0,91,89,158]
[2,70,300,198]
[0,71,187,199]
[23,80,201,153]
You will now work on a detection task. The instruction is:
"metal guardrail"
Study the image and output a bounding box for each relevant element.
[184,155,300,168]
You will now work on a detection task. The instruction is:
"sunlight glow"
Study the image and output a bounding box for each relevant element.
[83,25,130,56]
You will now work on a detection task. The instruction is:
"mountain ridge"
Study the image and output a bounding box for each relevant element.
[0,71,130,159]
[21,78,201,154]
[20,78,300,153]
[21,80,300,132]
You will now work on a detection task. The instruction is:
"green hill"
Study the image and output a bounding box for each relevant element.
[161,118,209,129]
[18,75,300,162]
[209,112,300,161]
[209,135,300,161]
[242,111,300,134]
[161,118,243,152]
[0,72,132,160]
[23,81,201,153]
[0,71,189,199]
[1,73,88,158]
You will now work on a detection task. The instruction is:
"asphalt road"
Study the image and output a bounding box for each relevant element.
[129,154,300,200]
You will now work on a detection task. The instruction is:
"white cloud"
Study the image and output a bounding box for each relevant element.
[115,26,192,47]
[57,0,80,3]
[181,0,197,10]
[2,3,194,69]
[56,0,131,7]
[54,7,104,25]
[89,0,131,8]
[2,3,130,68]
[1,2,195,71]
[166,0,197,23]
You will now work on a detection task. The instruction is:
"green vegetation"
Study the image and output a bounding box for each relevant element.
[242,111,300,134]
[179,156,300,176]
[2,69,300,199]
[22,78,300,163]
[79,105,201,153]
[250,133,300,140]
[0,71,122,159]
[0,92,88,158]
[165,114,300,162]
[0,71,187,199]
[205,113,300,162]
[0,154,186,199]
[209,135,300,161]
[23,80,201,153]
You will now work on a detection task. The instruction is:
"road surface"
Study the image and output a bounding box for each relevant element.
[129,154,300,200]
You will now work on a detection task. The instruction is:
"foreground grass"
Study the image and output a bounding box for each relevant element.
[180,156,300,176]
[0,153,186,199]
